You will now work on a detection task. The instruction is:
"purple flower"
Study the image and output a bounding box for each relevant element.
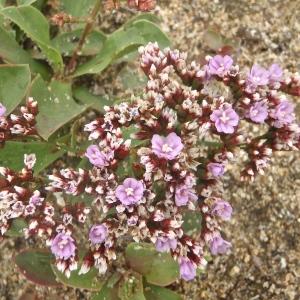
[175,184,197,206]
[151,132,183,160]
[246,64,269,90]
[210,234,231,255]
[179,257,196,281]
[211,199,232,220]
[208,55,233,77]
[268,64,283,83]
[207,162,225,177]
[155,237,177,252]
[51,233,76,260]
[85,145,112,168]
[89,224,107,245]
[247,101,268,123]
[270,100,295,128]
[0,103,6,117]
[115,178,144,206]
[210,104,239,134]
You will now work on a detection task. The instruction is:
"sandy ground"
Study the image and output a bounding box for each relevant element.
[0,1,299,299]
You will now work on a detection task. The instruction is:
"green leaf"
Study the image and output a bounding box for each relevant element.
[73,86,110,112]
[91,281,121,300]
[0,64,30,114]
[59,0,97,17]
[0,25,50,79]
[0,141,66,173]
[1,6,63,72]
[125,13,161,26]
[17,0,38,5]
[5,218,27,237]
[125,243,179,287]
[182,210,202,236]
[118,273,146,300]
[52,265,103,291]
[30,76,88,140]
[144,283,182,300]
[73,20,170,77]
[15,249,60,287]
[52,29,106,56]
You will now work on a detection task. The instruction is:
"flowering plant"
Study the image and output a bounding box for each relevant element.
[1,39,299,298]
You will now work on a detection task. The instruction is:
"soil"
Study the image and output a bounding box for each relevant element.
[0,1,299,299]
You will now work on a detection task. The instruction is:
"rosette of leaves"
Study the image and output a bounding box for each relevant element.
[0,0,170,167]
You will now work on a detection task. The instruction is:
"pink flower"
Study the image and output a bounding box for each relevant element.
[268,64,283,83]
[151,132,184,160]
[207,162,225,177]
[246,64,269,90]
[115,178,144,206]
[127,0,156,11]
[175,184,197,206]
[179,257,196,281]
[247,101,268,123]
[155,237,177,252]
[208,55,233,77]
[0,103,6,117]
[85,145,112,168]
[89,224,107,245]
[211,199,232,220]
[210,233,231,255]
[270,100,295,128]
[51,233,76,260]
[210,104,239,134]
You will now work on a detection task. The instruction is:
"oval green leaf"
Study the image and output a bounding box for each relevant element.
[15,249,60,287]
[144,283,182,300]
[125,243,179,287]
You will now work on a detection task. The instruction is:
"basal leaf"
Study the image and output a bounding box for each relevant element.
[0,141,66,173]
[52,29,106,56]
[0,25,50,79]
[73,20,170,77]
[5,218,27,237]
[91,281,121,300]
[144,283,182,300]
[59,0,97,17]
[73,86,110,112]
[30,76,88,140]
[17,0,38,5]
[15,249,60,287]
[125,243,179,287]
[0,64,30,114]
[52,265,103,291]
[118,273,146,300]
[1,6,63,72]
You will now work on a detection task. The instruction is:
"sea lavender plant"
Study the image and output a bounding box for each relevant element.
[0,42,300,298]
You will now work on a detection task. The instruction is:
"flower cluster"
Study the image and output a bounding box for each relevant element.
[0,98,38,147]
[0,43,299,282]
[103,0,156,11]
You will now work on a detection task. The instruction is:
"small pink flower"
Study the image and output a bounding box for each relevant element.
[270,100,295,128]
[179,257,196,281]
[51,233,76,260]
[85,145,112,168]
[247,101,268,123]
[155,237,177,252]
[89,224,107,245]
[127,0,156,11]
[210,233,231,255]
[175,184,197,206]
[207,162,225,177]
[208,55,233,77]
[115,178,144,206]
[246,64,269,90]
[210,104,239,134]
[151,132,184,160]
[211,199,232,220]
[0,103,6,117]
[268,64,283,83]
